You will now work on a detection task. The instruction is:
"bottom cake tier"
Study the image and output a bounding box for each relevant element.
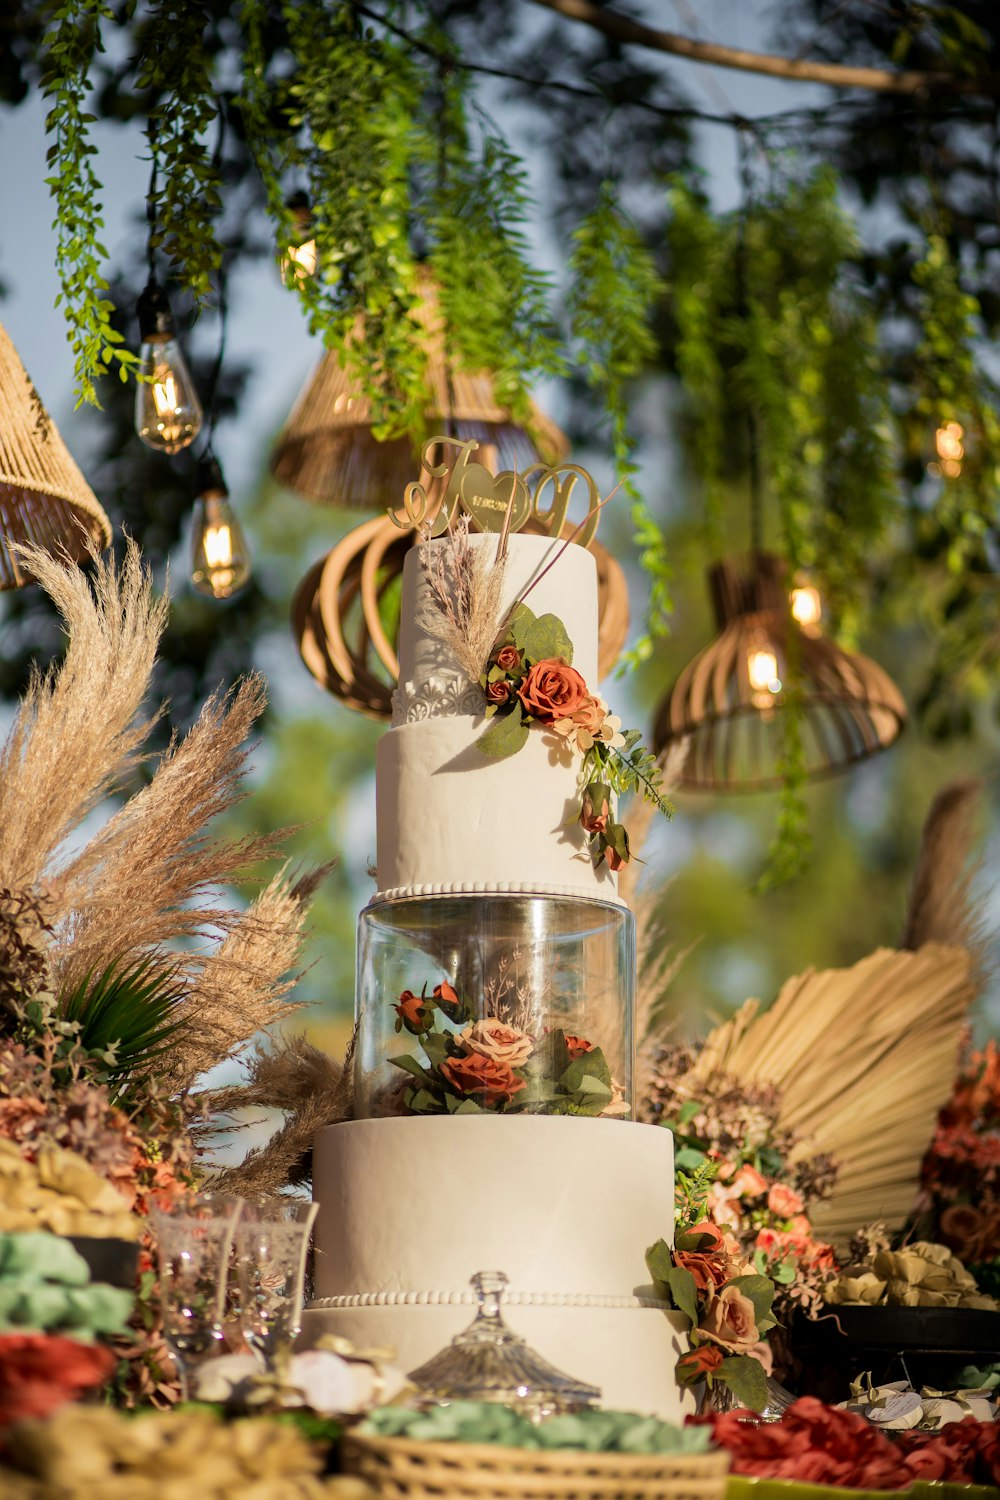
[307,1114,691,1420]
[300,1299,696,1422]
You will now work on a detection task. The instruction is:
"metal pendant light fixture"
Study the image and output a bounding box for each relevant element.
[653,551,906,790]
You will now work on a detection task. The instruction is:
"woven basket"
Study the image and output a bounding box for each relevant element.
[341,1432,730,1500]
[0,319,111,588]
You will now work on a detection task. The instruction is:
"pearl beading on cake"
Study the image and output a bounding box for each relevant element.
[371,880,626,906]
[310,1290,670,1311]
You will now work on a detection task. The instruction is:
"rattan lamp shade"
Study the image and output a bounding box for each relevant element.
[653,552,907,790]
[272,271,568,507]
[0,320,112,588]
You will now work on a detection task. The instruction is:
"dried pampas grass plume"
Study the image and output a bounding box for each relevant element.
[0,540,166,892]
[164,864,332,1093]
[0,541,330,1097]
[902,777,990,979]
[205,1027,357,1199]
[417,515,507,684]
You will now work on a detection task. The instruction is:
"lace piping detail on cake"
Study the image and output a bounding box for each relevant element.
[309,1290,669,1311]
[390,674,485,727]
[371,881,624,905]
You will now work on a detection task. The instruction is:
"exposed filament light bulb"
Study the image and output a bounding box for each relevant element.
[790,581,822,633]
[135,279,203,454]
[191,457,251,600]
[279,192,318,286]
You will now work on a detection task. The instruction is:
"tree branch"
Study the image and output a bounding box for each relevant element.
[527,0,993,97]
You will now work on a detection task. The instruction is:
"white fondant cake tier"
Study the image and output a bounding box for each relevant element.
[374,718,620,902]
[395,532,599,704]
[300,1301,695,1423]
[311,1116,673,1302]
[308,1116,684,1419]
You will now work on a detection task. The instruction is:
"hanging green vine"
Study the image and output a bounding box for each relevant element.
[41,0,138,406]
[903,230,1000,733]
[568,184,670,666]
[134,2,223,306]
[429,88,565,423]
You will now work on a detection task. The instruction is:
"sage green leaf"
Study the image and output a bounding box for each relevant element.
[716,1354,769,1413]
[666,1265,699,1327]
[645,1238,674,1289]
[522,613,573,664]
[477,710,530,759]
[728,1274,776,1323]
[674,1147,709,1171]
[558,1046,612,1096]
[388,1054,436,1088]
[508,603,538,650]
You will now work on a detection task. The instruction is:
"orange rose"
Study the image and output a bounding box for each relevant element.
[675,1249,731,1294]
[440,1052,526,1108]
[677,1343,724,1383]
[732,1165,768,1198]
[564,1034,594,1061]
[394,989,432,1034]
[768,1183,804,1217]
[495,645,521,671]
[485,680,510,704]
[517,659,589,724]
[461,1017,534,1069]
[940,1202,990,1261]
[676,1220,728,1255]
[580,786,610,835]
[0,1333,115,1427]
[697,1284,759,1354]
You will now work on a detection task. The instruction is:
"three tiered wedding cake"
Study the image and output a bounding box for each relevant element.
[304,445,690,1419]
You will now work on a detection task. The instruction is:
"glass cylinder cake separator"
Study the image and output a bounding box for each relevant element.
[408,1271,602,1421]
[355,893,634,1120]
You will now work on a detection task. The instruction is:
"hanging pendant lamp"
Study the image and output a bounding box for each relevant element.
[653,552,906,790]
[0,320,112,588]
[272,268,568,507]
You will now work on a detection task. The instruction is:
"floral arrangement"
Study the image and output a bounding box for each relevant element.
[703,1395,1000,1487]
[0,1232,133,1340]
[0,1333,115,1431]
[644,1046,839,1349]
[918,1037,1000,1296]
[389,981,628,1118]
[476,601,670,870]
[646,1167,778,1411]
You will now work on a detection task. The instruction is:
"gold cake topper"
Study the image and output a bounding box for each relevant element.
[388,436,602,548]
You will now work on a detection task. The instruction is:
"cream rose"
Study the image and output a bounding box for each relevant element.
[697,1284,759,1354]
[461,1017,534,1069]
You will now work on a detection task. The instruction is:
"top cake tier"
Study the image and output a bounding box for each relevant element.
[393,532,599,717]
[376,533,621,904]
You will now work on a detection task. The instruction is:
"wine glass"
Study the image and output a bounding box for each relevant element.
[235,1197,319,1371]
[149,1193,243,1398]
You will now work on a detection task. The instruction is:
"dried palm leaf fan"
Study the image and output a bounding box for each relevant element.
[690,943,975,1250]
[653,551,906,789]
[272,269,568,507]
[0,319,112,588]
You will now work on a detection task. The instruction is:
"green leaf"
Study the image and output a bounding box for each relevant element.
[727,1274,776,1324]
[666,1265,699,1327]
[674,1147,708,1172]
[508,603,538,651]
[716,1354,769,1413]
[645,1238,674,1289]
[60,956,188,1085]
[522,613,573,665]
[558,1046,612,1097]
[476,709,530,759]
[388,1054,436,1088]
